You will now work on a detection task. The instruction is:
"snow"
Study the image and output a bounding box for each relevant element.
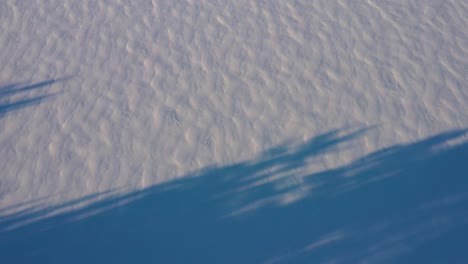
[0,0,467,263]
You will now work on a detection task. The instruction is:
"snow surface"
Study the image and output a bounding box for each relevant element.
[0,0,467,263]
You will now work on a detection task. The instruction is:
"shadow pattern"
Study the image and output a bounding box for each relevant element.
[0,128,467,263]
[0,78,68,118]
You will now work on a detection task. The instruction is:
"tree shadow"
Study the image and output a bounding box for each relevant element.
[0,78,69,118]
[0,128,467,263]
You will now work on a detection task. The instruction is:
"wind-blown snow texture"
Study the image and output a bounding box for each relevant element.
[0,0,467,253]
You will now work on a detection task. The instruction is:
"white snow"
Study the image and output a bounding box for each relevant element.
[0,0,467,259]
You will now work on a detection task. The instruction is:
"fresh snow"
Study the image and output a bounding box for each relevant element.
[0,0,467,263]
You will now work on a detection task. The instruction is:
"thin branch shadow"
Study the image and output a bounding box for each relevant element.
[0,77,70,118]
[0,128,467,263]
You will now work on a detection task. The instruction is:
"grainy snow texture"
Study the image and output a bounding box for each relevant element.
[0,0,467,262]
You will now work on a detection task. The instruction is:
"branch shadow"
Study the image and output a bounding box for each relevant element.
[0,128,467,263]
[0,78,70,118]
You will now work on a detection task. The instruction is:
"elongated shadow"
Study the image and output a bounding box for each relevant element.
[0,78,69,118]
[0,128,467,263]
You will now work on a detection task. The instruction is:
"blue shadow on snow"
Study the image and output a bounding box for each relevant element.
[0,128,467,263]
